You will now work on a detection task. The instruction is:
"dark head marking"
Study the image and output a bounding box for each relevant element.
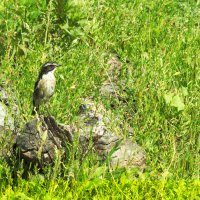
[39,62,61,77]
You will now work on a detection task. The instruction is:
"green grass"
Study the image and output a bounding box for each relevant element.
[0,0,199,198]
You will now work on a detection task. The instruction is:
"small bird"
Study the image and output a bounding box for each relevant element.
[32,62,61,115]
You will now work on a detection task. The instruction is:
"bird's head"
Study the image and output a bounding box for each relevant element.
[40,62,61,76]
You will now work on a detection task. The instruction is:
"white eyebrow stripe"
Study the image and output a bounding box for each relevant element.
[44,63,56,67]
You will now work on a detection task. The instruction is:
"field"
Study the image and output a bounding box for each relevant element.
[0,0,199,199]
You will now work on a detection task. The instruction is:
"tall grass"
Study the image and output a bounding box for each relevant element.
[0,0,199,198]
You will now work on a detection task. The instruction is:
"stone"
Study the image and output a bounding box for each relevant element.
[15,98,145,171]
[77,98,146,171]
[0,84,19,157]
[15,116,73,168]
[0,88,16,132]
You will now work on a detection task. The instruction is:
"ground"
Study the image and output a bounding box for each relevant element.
[0,0,199,199]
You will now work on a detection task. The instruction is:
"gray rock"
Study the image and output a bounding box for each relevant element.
[16,116,73,168]
[100,56,122,99]
[110,140,146,170]
[0,102,7,128]
[15,98,145,171]
[0,85,19,157]
[0,87,16,132]
[100,56,129,106]
[77,98,146,171]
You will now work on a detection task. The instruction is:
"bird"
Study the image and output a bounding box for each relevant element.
[32,62,61,115]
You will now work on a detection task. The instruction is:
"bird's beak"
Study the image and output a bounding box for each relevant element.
[56,64,61,67]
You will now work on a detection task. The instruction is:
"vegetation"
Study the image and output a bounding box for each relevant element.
[0,0,199,198]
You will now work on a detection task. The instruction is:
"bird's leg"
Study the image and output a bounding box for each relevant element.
[32,105,39,115]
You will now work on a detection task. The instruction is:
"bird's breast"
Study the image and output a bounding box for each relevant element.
[39,73,56,99]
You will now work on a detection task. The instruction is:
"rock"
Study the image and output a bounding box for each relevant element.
[100,56,129,107]
[15,116,73,168]
[0,87,16,132]
[0,102,7,129]
[100,55,122,98]
[0,84,19,157]
[15,98,145,171]
[77,98,146,171]
[100,82,119,98]
[107,55,122,80]
[110,140,146,170]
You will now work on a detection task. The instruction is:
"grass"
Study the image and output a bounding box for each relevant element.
[0,0,199,198]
